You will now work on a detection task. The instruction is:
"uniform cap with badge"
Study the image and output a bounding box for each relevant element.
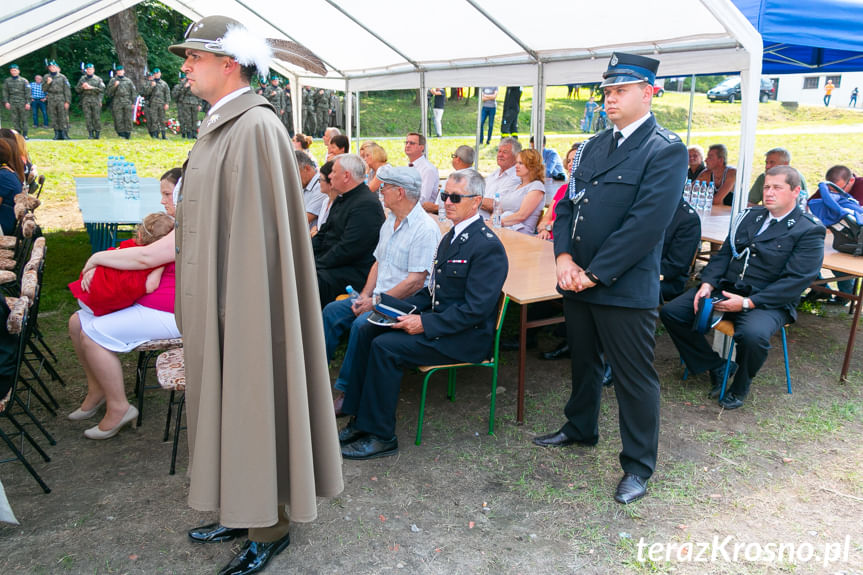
[600,52,659,88]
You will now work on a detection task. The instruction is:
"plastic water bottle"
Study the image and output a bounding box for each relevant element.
[492,190,502,228]
[683,178,692,204]
[129,166,140,200]
[798,188,808,211]
[123,164,132,199]
[705,182,715,215]
[345,285,359,303]
[438,199,447,223]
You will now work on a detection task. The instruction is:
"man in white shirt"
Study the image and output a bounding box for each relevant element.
[480,137,521,219]
[404,131,440,213]
[295,150,327,230]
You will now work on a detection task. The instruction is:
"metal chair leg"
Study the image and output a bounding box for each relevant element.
[415,369,436,446]
[0,425,50,493]
[169,392,185,475]
[781,326,792,394]
[12,396,56,445]
[718,340,736,401]
[163,389,175,442]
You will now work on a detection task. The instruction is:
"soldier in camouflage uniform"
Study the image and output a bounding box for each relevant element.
[314,88,329,137]
[174,73,201,139]
[106,65,136,139]
[44,60,72,140]
[76,63,105,139]
[283,84,294,136]
[142,68,171,139]
[260,76,287,131]
[2,64,31,138]
[302,86,315,138]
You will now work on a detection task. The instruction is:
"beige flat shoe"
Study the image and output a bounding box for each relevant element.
[84,405,138,440]
[67,397,106,421]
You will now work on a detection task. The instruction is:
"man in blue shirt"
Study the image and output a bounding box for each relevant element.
[30,75,48,127]
[529,135,566,180]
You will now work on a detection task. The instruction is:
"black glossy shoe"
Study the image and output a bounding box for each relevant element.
[718,393,745,410]
[532,429,597,448]
[188,522,248,543]
[540,341,570,360]
[341,434,398,460]
[614,473,648,504]
[601,362,613,387]
[707,361,738,399]
[218,533,291,575]
[338,417,368,446]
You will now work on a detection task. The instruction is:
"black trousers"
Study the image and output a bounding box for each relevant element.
[562,299,660,479]
[341,321,458,439]
[317,267,368,308]
[659,287,789,398]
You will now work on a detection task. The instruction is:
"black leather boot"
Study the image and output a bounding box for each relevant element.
[53,130,60,140]
[94,131,100,139]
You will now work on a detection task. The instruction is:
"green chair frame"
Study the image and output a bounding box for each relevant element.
[415,295,509,445]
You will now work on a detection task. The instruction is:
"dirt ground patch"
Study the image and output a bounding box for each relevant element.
[1,302,863,575]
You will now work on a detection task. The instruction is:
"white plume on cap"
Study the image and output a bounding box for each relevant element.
[220,24,272,78]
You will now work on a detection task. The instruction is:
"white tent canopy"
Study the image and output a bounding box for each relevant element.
[0,0,762,214]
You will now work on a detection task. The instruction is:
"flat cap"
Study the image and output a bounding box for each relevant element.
[376,165,421,193]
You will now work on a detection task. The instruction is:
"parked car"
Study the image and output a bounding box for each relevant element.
[653,84,665,97]
[707,77,774,103]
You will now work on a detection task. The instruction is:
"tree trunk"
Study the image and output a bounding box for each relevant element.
[108,8,148,93]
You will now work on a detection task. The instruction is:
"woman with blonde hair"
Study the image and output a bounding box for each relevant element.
[500,148,546,234]
[365,143,389,192]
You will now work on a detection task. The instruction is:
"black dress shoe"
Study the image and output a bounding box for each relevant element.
[341,434,398,460]
[707,361,738,399]
[218,533,291,575]
[601,362,613,387]
[532,429,597,447]
[540,341,570,360]
[614,473,648,504]
[188,522,248,543]
[338,417,368,446]
[718,393,745,410]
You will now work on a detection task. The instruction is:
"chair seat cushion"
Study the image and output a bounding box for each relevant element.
[134,338,183,352]
[156,348,185,391]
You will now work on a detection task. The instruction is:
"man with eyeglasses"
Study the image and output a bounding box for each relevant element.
[404,132,441,214]
[295,150,327,230]
[338,169,508,460]
[479,137,521,219]
[322,165,441,416]
[451,145,474,171]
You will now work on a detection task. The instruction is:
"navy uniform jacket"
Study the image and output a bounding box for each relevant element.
[553,114,688,308]
[701,205,825,321]
[405,218,508,363]
[661,198,701,301]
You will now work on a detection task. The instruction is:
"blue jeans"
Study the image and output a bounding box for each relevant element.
[322,298,372,393]
[583,112,594,133]
[31,99,48,126]
[480,107,496,143]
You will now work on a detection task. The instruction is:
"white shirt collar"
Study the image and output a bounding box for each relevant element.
[208,86,251,116]
[451,213,481,242]
[613,111,652,144]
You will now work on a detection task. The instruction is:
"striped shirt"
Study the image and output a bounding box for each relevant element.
[30,82,45,100]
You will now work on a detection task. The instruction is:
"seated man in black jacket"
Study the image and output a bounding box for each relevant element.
[660,166,825,410]
[313,153,385,306]
[338,169,508,459]
[660,198,701,303]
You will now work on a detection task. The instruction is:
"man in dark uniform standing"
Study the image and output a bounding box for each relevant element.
[533,53,687,505]
[660,167,825,409]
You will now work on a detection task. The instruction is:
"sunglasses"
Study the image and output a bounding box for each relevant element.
[440,192,480,204]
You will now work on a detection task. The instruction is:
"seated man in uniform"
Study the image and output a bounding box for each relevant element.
[660,166,825,410]
[660,197,702,303]
[322,165,441,415]
[313,153,385,306]
[338,169,508,459]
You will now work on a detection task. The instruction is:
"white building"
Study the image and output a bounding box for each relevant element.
[772,72,863,108]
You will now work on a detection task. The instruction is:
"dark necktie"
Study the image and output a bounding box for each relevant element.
[409,163,414,167]
[609,131,623,157]
[758,218,778,235]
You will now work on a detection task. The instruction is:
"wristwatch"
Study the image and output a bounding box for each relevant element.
[742,297,752,311]
[544,224,553,232]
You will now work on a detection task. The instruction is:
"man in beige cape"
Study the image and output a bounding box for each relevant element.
[169,15,343,575]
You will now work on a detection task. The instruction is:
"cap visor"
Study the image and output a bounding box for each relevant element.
[599,76,647,88]
[168,42,230,58]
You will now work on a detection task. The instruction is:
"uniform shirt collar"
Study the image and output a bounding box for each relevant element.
[451,213,481,242]
[208,86,251,116]
[612,111,652,145]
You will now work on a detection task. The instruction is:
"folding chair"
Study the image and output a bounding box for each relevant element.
[715,320,792,400]
[414,295,509,445]
[132,338,183,427]
[156,348,186,475]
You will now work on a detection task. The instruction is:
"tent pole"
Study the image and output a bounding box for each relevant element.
[420,71,428,147]
[345,79,353,144]
[296,78,304,135]
[474,87,482,168]
[686,74,695,146]
[534,62,545,164]
[356,90,361,147]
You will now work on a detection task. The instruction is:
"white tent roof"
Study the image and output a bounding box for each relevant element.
[0,0,762,214]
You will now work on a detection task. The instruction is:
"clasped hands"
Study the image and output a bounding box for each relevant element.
[556,255,596,293]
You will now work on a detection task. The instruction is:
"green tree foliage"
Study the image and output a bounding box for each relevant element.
[11,1,190,96]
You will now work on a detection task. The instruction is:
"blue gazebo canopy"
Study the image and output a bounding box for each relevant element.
[734,0,863,73]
